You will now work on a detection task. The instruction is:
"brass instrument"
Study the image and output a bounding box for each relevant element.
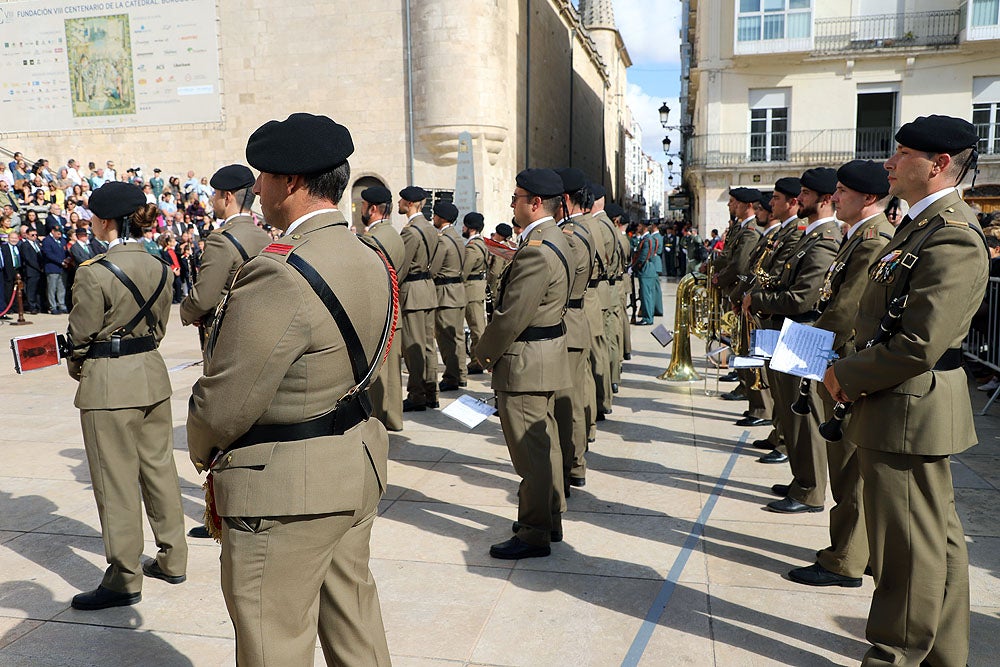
[659,271,707,381]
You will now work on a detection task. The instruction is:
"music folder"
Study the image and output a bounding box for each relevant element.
[11,331,62,374]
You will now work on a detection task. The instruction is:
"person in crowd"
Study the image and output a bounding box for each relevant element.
[18,227,44,314]
[157,233,183,303]
[40,225,69,313]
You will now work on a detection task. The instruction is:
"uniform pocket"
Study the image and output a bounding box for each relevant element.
[213,442,276,471]
[890,371,934,398]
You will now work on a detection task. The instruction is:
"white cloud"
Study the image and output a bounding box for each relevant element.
[614,0,682,66]
[626,82,680,177]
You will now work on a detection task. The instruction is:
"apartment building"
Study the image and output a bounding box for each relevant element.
[679,0,1000,233]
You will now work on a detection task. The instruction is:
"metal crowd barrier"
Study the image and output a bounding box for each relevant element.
[964,277,1000,415]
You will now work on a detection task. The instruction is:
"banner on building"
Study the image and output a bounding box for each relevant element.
[0,0,221,133]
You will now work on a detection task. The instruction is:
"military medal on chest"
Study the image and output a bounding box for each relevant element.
[871,249,902,283]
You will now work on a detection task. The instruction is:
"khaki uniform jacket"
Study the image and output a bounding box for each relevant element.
[711,220,739,277]
[399,215,439,312]
[571,213,606,332]
[434,225,465,309]
[463,236,489,302]
[762,219,805,275]
[728,223,780,302]
[558,219,595,350]
[362,220,407,280]
[68,243,173,409]
[579,212,615,309]
[814,213,893,354]
[180,215,270,325]
[750,219,840,318]
[486,251,510,301]
[834,191,989,455]
[475,218,571,393]
[715,219,761,291]
[593,210,624,281]
[187,212,391,516]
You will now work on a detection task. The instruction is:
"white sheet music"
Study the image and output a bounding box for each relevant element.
[751,329,780,358]
[769,320,836,381]
[441,394,498,429]
[732,356,765,368]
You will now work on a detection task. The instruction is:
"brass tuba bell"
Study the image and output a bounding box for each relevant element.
[659,272,707,381]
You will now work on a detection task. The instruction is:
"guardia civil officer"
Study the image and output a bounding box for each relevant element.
[824,115,987,667]
[461,212,489,377]
[475,168,572,559]
[187,113,392,666]
[67,181,188,610]
[360,185,407,432]
[431,201,467,391]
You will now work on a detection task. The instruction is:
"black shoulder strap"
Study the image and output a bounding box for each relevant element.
[541,239,572,309]
[220,230,250,262]
[443,232,464,273]
[571,230,595,278]
[598,217,620,267]
[97,258,169,336]
[411,223,433,269]
[364,233,394,270]
[887,219,989,304]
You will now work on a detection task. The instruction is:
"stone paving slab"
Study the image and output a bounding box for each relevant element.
[0,281,998,666]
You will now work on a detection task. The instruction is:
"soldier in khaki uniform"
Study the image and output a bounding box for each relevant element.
[67,182,188,610]
[360,185,406,432]
[475,168,571,560]
[180,164,270,345]
[745,168,840,512]
[787,160,893,588]
[462,212,489,377]
[485,222,515,323]
[187,113,392,666]
[825,116,987,667]
[431,202,467,391]
[590,184,625,395]
[608,206,632,362]
[398,186,440,411]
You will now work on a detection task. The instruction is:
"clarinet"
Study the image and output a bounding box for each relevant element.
[790,377,811,416]
[818,295,908,442]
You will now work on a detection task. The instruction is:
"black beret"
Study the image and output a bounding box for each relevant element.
[88,181,147,220]
[246,112,354,175]
[399,185,428,202]
[800,167,838,195]
[516,168,564,198]
[774,177,801,197]
[605,202,624,218]
[495,222,513,238]
[433,201,458,223]
[361,186,392,205]
[837,160,890,196]
[589,182,607,199]
[210,164,255,192]
[554,167,587,193]
[757,198,772,213]
[895,115,979,155]
[730,187,762,203]
[463,211,484,231]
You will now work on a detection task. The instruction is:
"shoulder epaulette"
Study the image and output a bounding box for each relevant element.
[797,224,807,231]
[945,219,969,227]
[863,227,879,240]
[527,239,543,247]
[79,254,104,267]
[262,242,295,256]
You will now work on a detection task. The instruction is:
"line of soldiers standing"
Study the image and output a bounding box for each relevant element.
[708,114,987,667]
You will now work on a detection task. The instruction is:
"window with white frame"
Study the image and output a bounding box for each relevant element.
[971,0,1000,27]
[974,77,1000,155]
[749,89,789,162]
[736,0,812,42]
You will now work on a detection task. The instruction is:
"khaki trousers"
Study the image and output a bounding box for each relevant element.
[816,384,868,578]
[435,306,466,387]
[591,325,612,415]
[784,378,829,507]
[370,330,403,431]
[498,391,563,547]
[80,399,188,593]
[619,285,632,356]
[765,365,792,455]
[740,368,771,419]
[858,448,969,667]
[464,299,486,375]
[220,463,389,667]
[402,308,433,406]
[555,348,590,481]
[605,305,621,387]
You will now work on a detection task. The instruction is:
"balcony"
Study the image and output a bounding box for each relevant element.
[965,1,1000,41]
[813,10,961,54]
[686,127,895,169]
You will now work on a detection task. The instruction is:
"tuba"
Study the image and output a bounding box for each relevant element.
[659,271,707,381]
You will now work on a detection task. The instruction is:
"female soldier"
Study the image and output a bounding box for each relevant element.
[66,181,188,610]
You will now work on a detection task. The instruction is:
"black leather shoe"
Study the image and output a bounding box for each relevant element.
[770,483,790,497]
[719,391,744,401]
[788,563,862,588]
[439,382,461,392]
[142,560,186,584]
[611,383,619,394]
[864,565,873,576]
[751,439,773,449]
[568,476,586,488]
[427,399,440,409]
[735,416,772,427]
[623,353,631,360]
[490,536,551,559]
[467,368,484,376]
[402,399,426,412]
[757,449,788,464]
[596,412,606,422]
[720,371,739,382]
[71,586,141,610]
[511,521,563,542]
[187,525,212,538]
[766,497,823,514]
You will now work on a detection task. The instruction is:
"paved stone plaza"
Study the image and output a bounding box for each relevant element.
[1,280,998,666]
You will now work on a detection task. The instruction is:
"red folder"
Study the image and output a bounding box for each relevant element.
[11,332,62,374]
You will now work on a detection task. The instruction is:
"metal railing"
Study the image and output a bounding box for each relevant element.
[813,10,961,53]
[965,277,1000,414]
[687,127,895,168]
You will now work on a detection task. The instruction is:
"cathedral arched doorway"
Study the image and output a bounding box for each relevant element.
[350,175,389,229]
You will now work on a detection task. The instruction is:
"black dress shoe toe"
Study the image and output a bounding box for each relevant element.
[596,412,606,422]
[719,391,744,401]
[770,483,790,497]
[187,525,212,538]
[467,367,485,375]
[751,439,773,449]
[788,563,862,587]
[720,371,740,382]
[568,476,586,488]
[402,399,426,412]
[623,353,631,360]
[735,416,772,427]
[71,586,141,610]
[490,536,551,559]
[765,497,823,514]
[142,560,186,584]
[438,383,460,392]
[757,449,788,464]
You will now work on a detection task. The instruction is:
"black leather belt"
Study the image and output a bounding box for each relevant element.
[467,273,486,281]
[404,271,432,282]
[433,276,463,285]
[567,298,584,309]
[228,393,372,451]
[932,348,963,371]
[87,335,157,359]
[516,322,565,342]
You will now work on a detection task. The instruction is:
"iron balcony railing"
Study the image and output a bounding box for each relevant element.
[686,127,896,168]
[813,10,961,54]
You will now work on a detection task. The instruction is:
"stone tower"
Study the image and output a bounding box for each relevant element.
[577,0,615,29]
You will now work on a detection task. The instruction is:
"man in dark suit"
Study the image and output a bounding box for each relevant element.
[18,228,44,314]
[41,227,68,313]
[0,231,18,319]
[45,204,67,235]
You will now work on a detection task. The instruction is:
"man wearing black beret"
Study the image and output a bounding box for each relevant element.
[825,115,987,666]
[746,167,841,515]
[360,185,407,432]
[590,183,628,399]
[180,164,270,371]
[461,212,489,377]
[397,185,440,411]
[186,113,392,665]
[475,168,572,559]
[431,201,467,392]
